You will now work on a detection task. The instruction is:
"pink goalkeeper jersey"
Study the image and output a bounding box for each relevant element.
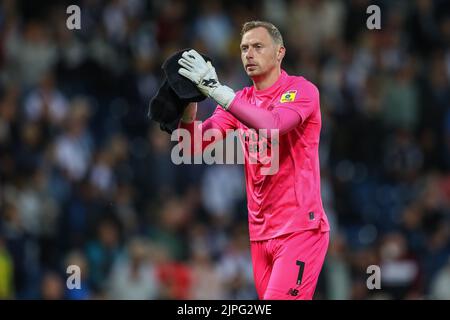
[180,70,330,241]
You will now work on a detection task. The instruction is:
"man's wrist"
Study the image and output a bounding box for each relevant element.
[210,85,236,111]
[180,117,195,124]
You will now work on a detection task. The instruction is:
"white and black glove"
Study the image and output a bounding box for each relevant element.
[178,49,235,110]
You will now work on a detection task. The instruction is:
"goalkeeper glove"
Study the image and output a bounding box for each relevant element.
[178,49,235,110]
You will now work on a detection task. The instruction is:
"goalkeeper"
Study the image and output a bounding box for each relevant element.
[178,21,330,300]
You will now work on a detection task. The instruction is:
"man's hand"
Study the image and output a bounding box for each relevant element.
[178,49,235,110]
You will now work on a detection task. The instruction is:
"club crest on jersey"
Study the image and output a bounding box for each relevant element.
[280,90,297,103]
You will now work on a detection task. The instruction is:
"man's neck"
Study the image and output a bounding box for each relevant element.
[252,68,282,91]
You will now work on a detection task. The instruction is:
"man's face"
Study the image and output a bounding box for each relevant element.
[240,27,284,78]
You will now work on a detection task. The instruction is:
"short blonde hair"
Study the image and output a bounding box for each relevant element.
[241,21,284,46]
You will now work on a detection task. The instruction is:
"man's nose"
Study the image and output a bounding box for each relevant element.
[245,47,254,60]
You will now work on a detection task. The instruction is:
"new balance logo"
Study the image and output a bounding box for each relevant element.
[287,288,299,296]
[202,79,218,88]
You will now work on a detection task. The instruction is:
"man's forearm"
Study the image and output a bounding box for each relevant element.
[227,97,301,135]
[180,102,198,123]
[178,117,233,157]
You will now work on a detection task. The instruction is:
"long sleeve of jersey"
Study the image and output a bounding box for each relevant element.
[227,96,302,136]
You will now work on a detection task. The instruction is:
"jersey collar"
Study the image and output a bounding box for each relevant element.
[254,69,288,97]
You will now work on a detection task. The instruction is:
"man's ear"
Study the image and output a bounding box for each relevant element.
[277,46,286,63]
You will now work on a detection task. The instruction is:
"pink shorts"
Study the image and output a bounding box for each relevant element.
[250,229,329,300]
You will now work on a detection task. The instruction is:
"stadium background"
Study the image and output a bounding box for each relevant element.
[1,0,450,299]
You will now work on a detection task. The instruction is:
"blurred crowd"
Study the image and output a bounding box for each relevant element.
[1,0,450,300]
